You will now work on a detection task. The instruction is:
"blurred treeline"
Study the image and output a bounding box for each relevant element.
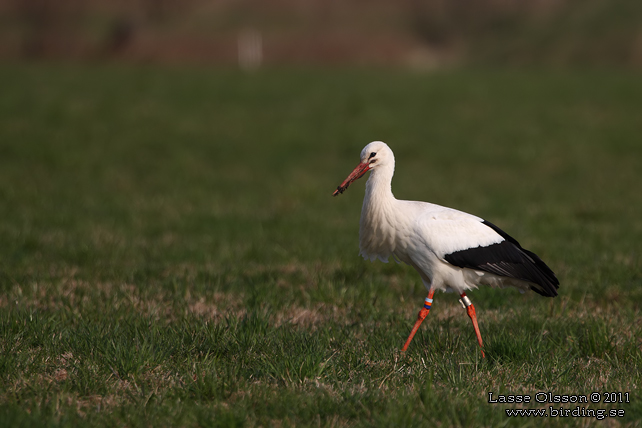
[1,0,641,67]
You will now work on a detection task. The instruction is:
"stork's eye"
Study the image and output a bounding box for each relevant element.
[369,152,376,159]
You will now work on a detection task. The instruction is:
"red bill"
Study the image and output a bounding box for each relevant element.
[332,162,370,196]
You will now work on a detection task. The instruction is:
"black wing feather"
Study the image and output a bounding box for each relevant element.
[444,220,559,297]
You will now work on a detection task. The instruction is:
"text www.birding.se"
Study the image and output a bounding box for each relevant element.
[505,407,625,420]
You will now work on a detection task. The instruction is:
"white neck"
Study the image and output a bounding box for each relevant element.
[364,162,395,206]
[364,167,395,207]
[359,162,401,262]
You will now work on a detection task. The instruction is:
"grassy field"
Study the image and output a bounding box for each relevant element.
[1,65,641,427]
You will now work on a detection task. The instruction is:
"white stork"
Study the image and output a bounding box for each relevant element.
[333,141,559,357]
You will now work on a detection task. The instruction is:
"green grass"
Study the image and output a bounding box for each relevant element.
[1,65,641,427]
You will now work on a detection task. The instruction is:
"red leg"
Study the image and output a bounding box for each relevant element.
[401,289,435,352]
[460,293,485,358]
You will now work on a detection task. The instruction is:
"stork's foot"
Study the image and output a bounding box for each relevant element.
[401,290,435,352]
[460,293,485,358]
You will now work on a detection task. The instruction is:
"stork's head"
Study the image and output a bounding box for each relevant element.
[359,141,394,169]
[333,141,394,196]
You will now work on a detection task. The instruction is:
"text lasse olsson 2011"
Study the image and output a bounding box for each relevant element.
[488,391,629,404]
[487,392,630,421]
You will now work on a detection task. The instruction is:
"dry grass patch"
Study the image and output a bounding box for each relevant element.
[187,292,246,321]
